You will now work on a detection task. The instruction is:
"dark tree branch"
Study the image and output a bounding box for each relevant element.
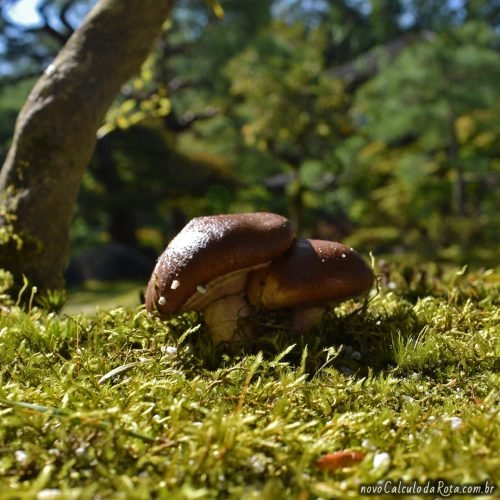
[163,107,218,132]
[60,0,78,34]
[36,0,69,44]
[25,24,69,45]
[167,77,211,94]
[327,31,435,90]
[162,40,195,56]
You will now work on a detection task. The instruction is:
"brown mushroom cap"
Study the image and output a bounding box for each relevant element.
[145,212,294,316]
[247,239,374,309]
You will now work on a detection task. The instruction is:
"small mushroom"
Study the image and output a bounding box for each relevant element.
[246,239,374,332]
[145,213,294,343]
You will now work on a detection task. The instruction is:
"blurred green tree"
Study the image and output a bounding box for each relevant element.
[72,0,268,248]
[226,22,353,232]
[352,21,500,251]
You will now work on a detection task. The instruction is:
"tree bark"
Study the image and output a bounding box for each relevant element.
[0,0,175,291]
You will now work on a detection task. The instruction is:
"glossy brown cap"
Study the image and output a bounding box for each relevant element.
[247,239,374,309]
[145,212,294,315]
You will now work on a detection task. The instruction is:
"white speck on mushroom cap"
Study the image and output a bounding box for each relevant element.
[197,285,208,294]
[166,229,211,268]
[155,225,216,295]
[171,280,180,289]
[158,296,167,306]
[158,218,231,280]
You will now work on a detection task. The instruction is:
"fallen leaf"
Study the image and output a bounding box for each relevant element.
[316,450,366,471]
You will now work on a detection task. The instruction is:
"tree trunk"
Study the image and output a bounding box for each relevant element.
[0,0,175,291]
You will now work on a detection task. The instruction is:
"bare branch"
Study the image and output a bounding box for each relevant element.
[164,107,218,132]
[167,77,206,94]
[35,0,71,45]
[327,31,435,89]
[60,0,78,34]
[25,25,69,45]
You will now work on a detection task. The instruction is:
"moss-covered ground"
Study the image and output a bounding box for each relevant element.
[0,262,498,498]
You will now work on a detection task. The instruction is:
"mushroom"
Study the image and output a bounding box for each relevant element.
[145,213,294,343]
[246,239,374,332]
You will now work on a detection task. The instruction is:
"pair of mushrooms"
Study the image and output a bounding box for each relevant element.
[145,212,374,343]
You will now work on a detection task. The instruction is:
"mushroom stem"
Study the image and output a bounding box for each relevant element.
[203,294,252,344]
[292,306,327,333]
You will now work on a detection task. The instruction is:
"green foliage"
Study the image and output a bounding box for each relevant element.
[0,268,14,307]
[98,56,172,139]
[35,288,67,313]
[343,21,500,254]
[228,22,351,163]
[357,22,500,142]
[0,265,498,497]
[206,0,224,19]
[0,192,24,288]
[0,187,21,247]
[225,22,354,230]
[2,1,500,270]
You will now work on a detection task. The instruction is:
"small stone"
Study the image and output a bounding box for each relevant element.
[75,446,87,457]
[446,416,463,430]
[372,451,391,470]
[15,450,28,465]
[37,490,62,500]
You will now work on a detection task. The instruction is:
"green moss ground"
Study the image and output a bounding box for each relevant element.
[0,263,498,499]
[63,281,144,316]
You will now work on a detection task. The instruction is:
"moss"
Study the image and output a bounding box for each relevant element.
[0,190,49,296]
[0,231,47,297]
[0,264,498,497]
